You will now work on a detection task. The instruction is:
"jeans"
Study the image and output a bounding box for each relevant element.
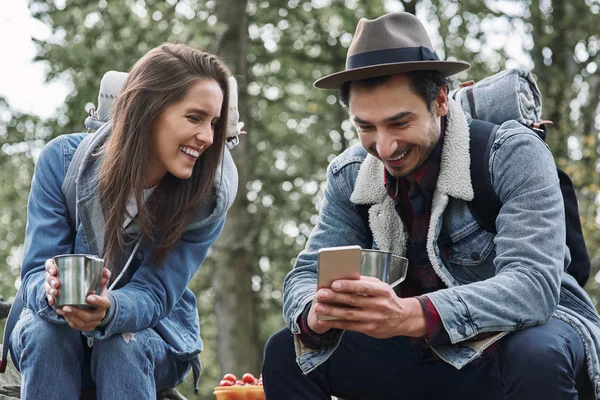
[262,317,590,399]
[10,308,191,400]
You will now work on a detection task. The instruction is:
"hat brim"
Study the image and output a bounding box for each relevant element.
[313,61,471,89]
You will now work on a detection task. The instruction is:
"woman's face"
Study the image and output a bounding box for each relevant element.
[146,79,223,187]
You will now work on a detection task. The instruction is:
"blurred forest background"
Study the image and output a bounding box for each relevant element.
[1,0,599,398]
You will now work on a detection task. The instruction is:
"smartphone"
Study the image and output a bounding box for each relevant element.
[316,245,362,320]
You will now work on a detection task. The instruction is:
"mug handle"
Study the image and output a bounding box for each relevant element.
[389,255,408,288]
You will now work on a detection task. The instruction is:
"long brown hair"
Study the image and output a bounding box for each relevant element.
[98,43,230,270]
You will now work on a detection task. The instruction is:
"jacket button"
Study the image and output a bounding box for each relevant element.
[457,325,467,335]
[471,252,481,261]
[136,252,143,260]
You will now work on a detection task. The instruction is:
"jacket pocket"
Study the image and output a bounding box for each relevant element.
[447,224,496,281]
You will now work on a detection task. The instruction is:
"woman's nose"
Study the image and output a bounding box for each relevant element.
[196,125,214,147]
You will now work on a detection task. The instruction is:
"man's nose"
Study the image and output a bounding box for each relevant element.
[375,131,397,160]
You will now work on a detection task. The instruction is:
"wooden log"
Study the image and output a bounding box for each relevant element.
[0,346,20,400]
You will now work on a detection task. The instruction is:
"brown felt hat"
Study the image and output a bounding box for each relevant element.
[314,12,471,89]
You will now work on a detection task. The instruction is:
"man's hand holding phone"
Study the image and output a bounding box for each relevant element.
[310,246,426,339]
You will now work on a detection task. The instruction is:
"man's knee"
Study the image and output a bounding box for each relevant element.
[263,328,296,371]
[499,317,584,377]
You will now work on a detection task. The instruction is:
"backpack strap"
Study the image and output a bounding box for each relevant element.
[62,133,97,236]
[0,286,23,372]
[558,169,591,286]
[468,119,502,233]
[355,203,374,248]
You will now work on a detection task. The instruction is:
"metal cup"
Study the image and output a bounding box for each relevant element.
[53,254,104,308]
[360,249,408,288]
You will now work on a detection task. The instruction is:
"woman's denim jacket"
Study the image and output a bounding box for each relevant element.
[283,100,600,397]
[19,127,238,388]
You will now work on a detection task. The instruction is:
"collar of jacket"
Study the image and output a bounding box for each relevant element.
[75,123,238,256]
[348,99,473,262]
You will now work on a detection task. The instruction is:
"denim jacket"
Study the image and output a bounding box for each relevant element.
[19,126,238,384]
[283,99,600,397]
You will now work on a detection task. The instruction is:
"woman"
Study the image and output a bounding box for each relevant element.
[10,43,238,398]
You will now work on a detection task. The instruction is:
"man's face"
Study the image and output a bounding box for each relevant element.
[349,74,448,180]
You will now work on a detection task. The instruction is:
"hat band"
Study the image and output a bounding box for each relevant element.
[346,46,440,69]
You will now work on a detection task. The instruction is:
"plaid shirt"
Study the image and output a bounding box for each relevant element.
[384,124,448,347]
[386,118,498,358]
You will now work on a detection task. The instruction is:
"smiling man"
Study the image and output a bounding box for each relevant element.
[262,12,600,400]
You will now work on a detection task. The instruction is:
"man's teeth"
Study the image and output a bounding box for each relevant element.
[389,149,409,161]
[180,146,200,158]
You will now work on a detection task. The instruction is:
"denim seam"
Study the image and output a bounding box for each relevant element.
[448,219,481,242]
[453,291,476,338]
[562,289,600,324]
[330,156,364,175]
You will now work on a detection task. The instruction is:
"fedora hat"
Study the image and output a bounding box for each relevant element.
[314,12,470,89]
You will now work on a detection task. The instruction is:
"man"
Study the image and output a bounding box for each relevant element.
[262,12,600,399]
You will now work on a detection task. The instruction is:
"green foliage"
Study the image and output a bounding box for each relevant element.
[0,97,52,299]
[2,0,600,398]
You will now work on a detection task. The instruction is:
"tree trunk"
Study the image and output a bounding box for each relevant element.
[211,0,262,377]
[403,0,417,15]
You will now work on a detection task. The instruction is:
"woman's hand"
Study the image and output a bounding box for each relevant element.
[44,258,61,306]
[55,267,112,332]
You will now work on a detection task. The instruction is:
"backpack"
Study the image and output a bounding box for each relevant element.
[357,68,590,288]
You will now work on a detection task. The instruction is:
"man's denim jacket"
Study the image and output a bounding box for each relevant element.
[19,127,238,389]
[283,100,600,397]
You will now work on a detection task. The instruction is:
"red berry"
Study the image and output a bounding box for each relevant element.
[235,380,244,385]
[242,373,257,384]
[219,379,234,387]
[222,373,237,383]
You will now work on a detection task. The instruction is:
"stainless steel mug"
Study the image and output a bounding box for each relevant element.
[360,249,408,288]
[53,254,104,308]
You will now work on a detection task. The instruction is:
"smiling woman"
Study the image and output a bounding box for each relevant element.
[7,43,239,399]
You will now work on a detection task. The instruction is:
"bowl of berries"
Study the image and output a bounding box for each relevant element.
[213,372,264,400]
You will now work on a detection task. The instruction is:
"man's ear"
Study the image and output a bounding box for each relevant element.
[434,86,449,117]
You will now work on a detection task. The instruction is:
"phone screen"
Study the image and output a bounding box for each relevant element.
[316,245,362,320]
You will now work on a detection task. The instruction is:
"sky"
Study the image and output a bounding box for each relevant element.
[0,0,68,118]
[0,0,530,120]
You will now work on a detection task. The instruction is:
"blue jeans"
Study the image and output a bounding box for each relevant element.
[262,317,590,399]
[10,308,191,400]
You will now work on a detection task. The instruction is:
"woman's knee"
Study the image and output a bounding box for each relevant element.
[14,309,81,352]
[90,329,166,373]
[12,309,83,372]
[91,331,149,362]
